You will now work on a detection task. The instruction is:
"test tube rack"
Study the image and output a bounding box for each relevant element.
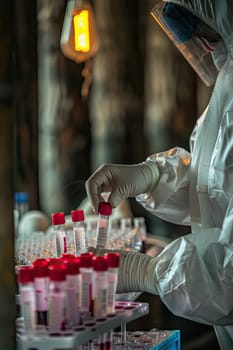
[114,329,181,349]
[17,301,149,350]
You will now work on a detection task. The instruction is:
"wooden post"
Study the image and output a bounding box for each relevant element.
[0,1,16,349]
[14,0,39,209]
[90,0,145,169]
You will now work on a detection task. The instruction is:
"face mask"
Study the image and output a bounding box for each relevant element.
[211,41,228,71]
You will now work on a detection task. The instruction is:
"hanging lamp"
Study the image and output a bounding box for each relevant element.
[60,0,100,63]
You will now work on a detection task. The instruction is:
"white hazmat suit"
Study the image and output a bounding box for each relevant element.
[85,1,233,348]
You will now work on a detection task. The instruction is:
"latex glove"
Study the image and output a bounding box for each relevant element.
[85,161,159,213]
[88,247,159,295]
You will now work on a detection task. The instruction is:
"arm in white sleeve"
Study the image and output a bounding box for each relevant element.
[89,204,233,326]
[117,201,233,326]
[137,146,191,225]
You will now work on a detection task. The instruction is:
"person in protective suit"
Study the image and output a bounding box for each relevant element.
[85,1,233,349]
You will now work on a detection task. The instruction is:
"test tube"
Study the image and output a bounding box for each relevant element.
[79,252,93,316]
[96,202,112,249]
[134,217,147,253]
[63,257,81,327]
[71,209,87,255]
[51,212,67,257]
[32,258,49,326]
[86,219,98,247]
[92,256,108,319]
[48,262,67,331]
[92,256,108,350]
[120,217,135,251]
[18,266,36,334]
[105,253,120,314]
[14,192,29,220]
[105,253,120,350]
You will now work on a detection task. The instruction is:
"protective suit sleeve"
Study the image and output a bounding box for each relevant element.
[151,220,233,326]
[138,193,233,326]
[137,146,191,225]
[87,247,159,294]
[88,203,233,326]
[116,226,233,325]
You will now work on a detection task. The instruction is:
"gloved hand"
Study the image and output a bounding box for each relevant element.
[88,247,159,295]
[85,161,159,214]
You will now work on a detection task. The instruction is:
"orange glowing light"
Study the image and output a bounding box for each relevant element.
[73,10,90,52]
[60,0,99,63]
[183,157,190,166]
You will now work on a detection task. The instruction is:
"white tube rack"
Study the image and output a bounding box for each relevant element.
[17,301,149,350]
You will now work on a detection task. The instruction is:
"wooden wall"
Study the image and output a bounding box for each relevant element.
[0,2,16,349]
